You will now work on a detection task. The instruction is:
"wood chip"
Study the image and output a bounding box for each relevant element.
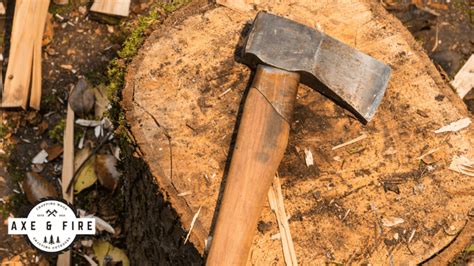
[184,206,202,244]
[90,0,131,17]
[332,134,367,150]
[178,191,192,197]
[60,64,73,70]
[79,210,115,234]
[448,155,474,177]
[76,119,100,127]
[434,118,471,133]
[303,148,314,167]
[451,55,474,99]
[382,217,404,227]
[268,176,298,266]
[32,149,48,164]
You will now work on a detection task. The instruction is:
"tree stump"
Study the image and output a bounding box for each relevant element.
[122,0,474,264]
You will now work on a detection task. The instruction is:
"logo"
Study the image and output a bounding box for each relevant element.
[8,199,95,253]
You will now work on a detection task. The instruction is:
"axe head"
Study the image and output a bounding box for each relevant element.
[243,12,391,123]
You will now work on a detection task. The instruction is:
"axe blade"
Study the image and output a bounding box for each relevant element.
[243,12,391,123]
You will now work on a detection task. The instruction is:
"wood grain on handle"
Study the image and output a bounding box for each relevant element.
[207,65,300,265]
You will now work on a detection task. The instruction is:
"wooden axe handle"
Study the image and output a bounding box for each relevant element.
[207,65,300,265]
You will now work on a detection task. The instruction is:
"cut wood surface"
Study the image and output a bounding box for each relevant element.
[122,0,474,264]
[2,0,50,109]
[90,0,130,17]
[30,0,50,109]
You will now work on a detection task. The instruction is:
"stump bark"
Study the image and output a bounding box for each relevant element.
[122,0,474,264]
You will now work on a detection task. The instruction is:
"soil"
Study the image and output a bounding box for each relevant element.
[385,0,473,78]
[384,0,474,114]
[0,0,202,264]
[123,0,474,264]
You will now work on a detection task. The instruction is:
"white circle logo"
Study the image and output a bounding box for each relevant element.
[8,199,95,253]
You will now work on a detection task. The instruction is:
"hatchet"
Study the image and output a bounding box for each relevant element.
[207,12,391,265]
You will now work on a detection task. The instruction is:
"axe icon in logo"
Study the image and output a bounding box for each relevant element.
[46,209,57,217]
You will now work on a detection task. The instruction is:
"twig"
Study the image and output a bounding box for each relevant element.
[268,175,298,266]
[431,23,439,52]
[417,148,439,160]
[218,88,232,98]
[332,134,367,150]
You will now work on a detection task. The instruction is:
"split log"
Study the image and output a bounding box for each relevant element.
[122,0,474,264]
[90,0,130,17]
[2,0,50,109]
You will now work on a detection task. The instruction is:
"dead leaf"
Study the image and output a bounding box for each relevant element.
[93,241,129,266]
[74,157,97,194]
[94,155,121,190]
[45,144,63,161]
[37,120,49,134]
[69,78,95,117]
[23,172,58,204]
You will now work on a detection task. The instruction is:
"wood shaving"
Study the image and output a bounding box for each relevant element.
[304,148,314,167]
[449,155,474,176]
[382,217,404,227]
[184,206,202,244]
[434,118,471,133]
[332,134,367,150]
[268,176,298,266]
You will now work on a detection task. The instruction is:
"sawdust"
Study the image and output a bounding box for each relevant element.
[122,0,474,264]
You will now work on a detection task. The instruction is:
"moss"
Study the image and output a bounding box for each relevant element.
[0,193,27,219]
[49,118,66,143]
[0,123,8,139]
[48,3,74,15]
[162,0,190,13]
[103,0,190,128]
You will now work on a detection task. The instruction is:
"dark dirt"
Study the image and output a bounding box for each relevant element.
[386,0,474,114]
[385,1,473,77]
